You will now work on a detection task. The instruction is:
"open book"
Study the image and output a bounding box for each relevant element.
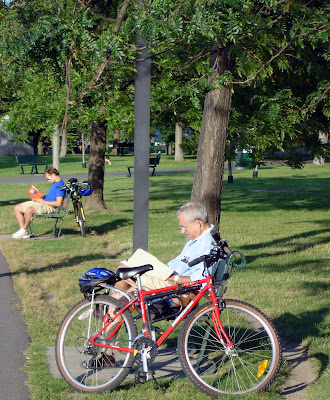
[126,248,174,281]
[27,185,44,199]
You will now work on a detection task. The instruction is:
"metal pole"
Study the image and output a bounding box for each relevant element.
[133,30,151,252]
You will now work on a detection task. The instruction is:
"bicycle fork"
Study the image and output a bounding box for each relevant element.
[208,289,234,348]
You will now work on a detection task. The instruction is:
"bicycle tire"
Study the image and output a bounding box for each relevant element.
[76,201,86,237]
[177,299,281,398]
[55,295,137,393]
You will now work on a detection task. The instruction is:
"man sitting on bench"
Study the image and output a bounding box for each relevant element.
[12,168,65,239]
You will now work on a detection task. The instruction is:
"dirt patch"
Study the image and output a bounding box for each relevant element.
[281,338,317,400]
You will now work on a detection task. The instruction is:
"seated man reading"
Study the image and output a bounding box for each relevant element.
[12,167,65,239]
[83,201,216,369]
[116,201,215,292]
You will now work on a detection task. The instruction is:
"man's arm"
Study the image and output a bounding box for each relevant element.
[33,196,63,207]
[167,274,192,284]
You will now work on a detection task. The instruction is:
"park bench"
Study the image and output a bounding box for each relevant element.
[127,154,161,177]
[29,195,70,239]
[15,154,48,174]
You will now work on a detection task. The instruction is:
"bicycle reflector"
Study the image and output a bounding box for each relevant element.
[80,181,93,196]
[78,267,118,294]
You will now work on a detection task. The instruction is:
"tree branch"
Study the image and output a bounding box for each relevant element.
[68,0,131,105]
[231,22,329,85]
[303,86,330,113]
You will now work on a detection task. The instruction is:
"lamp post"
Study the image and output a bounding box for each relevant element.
[132,4,151,252]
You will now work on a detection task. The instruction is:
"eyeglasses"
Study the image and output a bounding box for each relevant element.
[179,221,194,232]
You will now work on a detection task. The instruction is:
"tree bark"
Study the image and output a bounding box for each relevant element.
[52,124,60,171]
[191,45,235,232]
[85,117,107,210]
[175,122,184,161]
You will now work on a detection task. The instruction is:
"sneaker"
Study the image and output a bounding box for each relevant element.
[12,229,30,239]
[12,228,25,238]
[81,353,116,369]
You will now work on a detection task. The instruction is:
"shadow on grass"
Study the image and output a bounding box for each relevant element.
[0,198,28,207]
[32,217,132,237]
[221,175,329,212]
[242,225,330,268]
[0,249,129,279]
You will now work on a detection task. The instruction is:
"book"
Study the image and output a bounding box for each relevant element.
[126,248,174,281]
[27,185,44,199]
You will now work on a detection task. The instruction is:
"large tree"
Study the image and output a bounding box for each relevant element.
[1,0,328,220]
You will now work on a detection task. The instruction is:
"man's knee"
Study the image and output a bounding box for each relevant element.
[14,203,22,213]
[25,206,36,216]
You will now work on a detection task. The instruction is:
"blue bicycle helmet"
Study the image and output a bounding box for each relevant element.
[79,181,93,196]
[79,268,118,294]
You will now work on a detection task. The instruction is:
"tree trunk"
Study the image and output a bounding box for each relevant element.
[59,125,67,157]
[31,130,40,154]
[110,129,120,155]
[228,160,233,183]
[191,45,235,232]
[52,124,60,171]
[175,122,184,161]
[85,118,107,210]
[60,56,71,158]
[81,131,87,168]
[313,131,328,165]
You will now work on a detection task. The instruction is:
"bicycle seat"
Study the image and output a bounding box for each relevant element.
[116,264,153,280]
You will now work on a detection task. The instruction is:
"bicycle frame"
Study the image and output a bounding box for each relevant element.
[72,198,86,223]
[86,269,234,356]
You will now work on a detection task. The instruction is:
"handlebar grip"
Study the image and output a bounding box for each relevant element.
[188,256,205,267]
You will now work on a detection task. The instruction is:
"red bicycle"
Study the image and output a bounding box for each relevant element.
[55,235,281,398]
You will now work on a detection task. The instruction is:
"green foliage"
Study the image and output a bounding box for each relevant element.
[0,0,328,164]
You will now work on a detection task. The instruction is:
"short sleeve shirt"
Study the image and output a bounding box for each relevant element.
[167,225,215,282]
[43,180,65,207]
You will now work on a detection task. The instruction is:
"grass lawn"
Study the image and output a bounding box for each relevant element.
[0,158,329,400]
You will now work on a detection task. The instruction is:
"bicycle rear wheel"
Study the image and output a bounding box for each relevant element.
[56,295,137,393]
[177,299,281,398]
[76,201,86,237]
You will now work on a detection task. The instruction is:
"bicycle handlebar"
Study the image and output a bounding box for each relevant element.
[188,256,206,267]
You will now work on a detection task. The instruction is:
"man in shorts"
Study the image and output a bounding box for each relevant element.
[82,201,216,369]
[12,167,65,239]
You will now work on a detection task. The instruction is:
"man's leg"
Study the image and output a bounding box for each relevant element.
[13,203,26,229]
[22,206,36,230]
[12,204,36,238]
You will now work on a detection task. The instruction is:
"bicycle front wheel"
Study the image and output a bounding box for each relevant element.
[177,299,281,398]
[56,295,137,393]
[76,201,86,237]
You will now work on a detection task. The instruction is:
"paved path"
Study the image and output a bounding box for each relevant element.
[0,251,30,400]
[0,168,195,184]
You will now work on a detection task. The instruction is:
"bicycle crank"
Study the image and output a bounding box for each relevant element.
[134,337,158,371]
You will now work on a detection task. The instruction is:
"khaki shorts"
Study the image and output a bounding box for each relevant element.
[20,201,56,214]
[140,274,173,291]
